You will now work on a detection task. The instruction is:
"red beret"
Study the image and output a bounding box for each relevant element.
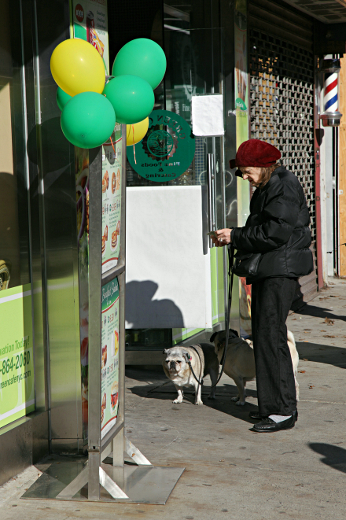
[229,139,281,175]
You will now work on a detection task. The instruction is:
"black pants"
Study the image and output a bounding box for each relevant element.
[251,277,297,417]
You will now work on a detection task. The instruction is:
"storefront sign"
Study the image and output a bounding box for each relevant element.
[101,278,119,438]
[0,285,35,429]
[127,110,195,182]
[101,124,122,274]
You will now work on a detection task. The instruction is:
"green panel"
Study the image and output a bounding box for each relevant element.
[211,247,218,324]
[0,284,35,429]
[47,276,81,404]
[172,327,204,345]
[217,247,225,321]
[211,247,225,325]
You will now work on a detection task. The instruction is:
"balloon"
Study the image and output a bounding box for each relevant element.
[61,92,115,149]
[112,38,166,89]
[126,118,149,146]
[50,39,105,97]
[56,87,72,111]
[103,75,154,124]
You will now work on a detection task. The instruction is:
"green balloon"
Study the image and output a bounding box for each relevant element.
[61,92,116,149]
[103,75,154,125]
[112,38,166,90]
[56,87,72,111]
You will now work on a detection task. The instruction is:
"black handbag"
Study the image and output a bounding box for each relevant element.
[232,250,261,278]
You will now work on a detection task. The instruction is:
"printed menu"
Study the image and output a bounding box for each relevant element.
[101,278,119,438]
[101,124,122,274]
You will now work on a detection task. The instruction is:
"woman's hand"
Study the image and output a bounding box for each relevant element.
[211,229,232,247]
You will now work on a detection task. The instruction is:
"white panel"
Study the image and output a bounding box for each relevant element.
[191,95,224,136]
[126,186,211,329]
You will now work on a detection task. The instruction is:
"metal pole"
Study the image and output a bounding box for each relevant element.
[88,147,103,499]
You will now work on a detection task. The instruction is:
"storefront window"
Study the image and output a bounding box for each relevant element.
[0,5,30,290]
[118,1,238,351]
[0,0,34,430]
[126,0,224,191]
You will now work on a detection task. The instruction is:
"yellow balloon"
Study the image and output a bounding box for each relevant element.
[126,118,149,146]
[50,39,105,97]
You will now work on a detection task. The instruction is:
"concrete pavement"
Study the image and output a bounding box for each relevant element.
[1,277,346,519]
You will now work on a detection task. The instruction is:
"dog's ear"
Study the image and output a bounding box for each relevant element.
[210,332,218,343]
[229,328,239,338]
[182,351,191,363]
[163,348,170,355]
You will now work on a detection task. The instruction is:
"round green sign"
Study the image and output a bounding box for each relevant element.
[127,109,195,182]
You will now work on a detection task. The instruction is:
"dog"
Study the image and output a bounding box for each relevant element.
[163,343,219,405]
[210,329,299,405]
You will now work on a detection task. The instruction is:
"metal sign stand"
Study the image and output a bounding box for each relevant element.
[21,126,183,504]
[55,127,154,501]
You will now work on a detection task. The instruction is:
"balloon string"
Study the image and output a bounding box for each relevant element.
[109,135,116,157]
[132,125,136,164]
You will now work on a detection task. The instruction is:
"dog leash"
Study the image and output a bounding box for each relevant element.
[186,245,235,390]
[212,243,235,387]
[185,345,204,386]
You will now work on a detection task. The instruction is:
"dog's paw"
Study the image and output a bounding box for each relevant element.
[230,396,239,402]
[195,400,204,405]
[173,398,183,404]
[207,394,216,400]
[236,400,246,406]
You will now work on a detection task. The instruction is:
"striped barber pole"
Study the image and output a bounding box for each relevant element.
[320,59,342,127]
[324,72,338,113]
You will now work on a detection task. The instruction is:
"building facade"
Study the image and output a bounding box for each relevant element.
[0,0,345,485]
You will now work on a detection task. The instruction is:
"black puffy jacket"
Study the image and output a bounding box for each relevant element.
[231,166,314,283]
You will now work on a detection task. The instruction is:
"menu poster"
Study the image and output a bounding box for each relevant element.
[71,0,110,74]
[101,278,119,438]
[101,124,122,274]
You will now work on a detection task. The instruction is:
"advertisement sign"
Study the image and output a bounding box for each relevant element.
[101,278,119,438]
[0,285,35,429]
[127,110,195,183]
[101,124,122,274]
[71,0,109,74]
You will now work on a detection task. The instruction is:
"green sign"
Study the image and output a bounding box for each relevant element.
[127,109,195,182]
[0,284,35,429]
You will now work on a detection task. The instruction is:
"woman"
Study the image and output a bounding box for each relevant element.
[213,139,313,432]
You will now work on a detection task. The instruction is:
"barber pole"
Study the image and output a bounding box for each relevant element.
[320,59,342,127]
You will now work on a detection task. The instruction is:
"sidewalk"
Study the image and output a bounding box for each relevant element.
[1,277,346,520]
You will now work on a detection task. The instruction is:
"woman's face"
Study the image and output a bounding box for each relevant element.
[240,167,262,186]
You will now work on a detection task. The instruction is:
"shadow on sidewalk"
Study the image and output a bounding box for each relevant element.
[309,443,346,473]
[295,302,346,323]
[127,376,258,424]
[296,342,346,369]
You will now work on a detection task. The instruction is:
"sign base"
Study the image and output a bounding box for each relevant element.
[21,439,184,505]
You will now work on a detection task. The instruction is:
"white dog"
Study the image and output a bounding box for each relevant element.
[163,343,219,405]
[211,329,299,405]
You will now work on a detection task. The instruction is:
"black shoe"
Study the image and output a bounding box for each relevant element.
[251,415,296,433]
[249,410,298,421]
